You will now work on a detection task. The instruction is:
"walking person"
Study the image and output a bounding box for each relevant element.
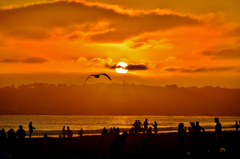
[29,121,36,138]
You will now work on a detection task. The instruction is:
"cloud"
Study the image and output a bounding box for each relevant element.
[1,59,20,63]
[1,57,48,63]
[202,48,240,59]
[0,1,201,42]
[75,57,114,68]
[106,63,148,70]
[165,66,236,73]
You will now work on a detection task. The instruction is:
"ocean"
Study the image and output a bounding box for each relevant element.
[0,115,239,138]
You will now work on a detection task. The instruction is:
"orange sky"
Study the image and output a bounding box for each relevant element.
[1,0,240,87]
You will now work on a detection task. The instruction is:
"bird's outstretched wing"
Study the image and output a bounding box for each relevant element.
[84,75,93,83]
[100,73,111,81]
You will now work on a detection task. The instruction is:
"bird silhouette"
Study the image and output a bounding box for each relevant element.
[84,73,111,83]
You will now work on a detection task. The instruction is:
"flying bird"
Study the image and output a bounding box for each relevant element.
[84,73,111,83]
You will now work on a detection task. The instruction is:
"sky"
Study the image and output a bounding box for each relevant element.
[1,0,240,88]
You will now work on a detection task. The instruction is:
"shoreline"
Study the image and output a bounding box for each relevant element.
[2,131,240,159]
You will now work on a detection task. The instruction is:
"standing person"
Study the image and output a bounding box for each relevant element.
[28,121,36,138]
[67,126,70,138]
[16,125,26,147]
[78,128,83,137]
[195,121,205,152]
[62,126,66,138]
[235,121,239,131]
[214,117,222,141]
[143,119,148,134]
[152,121,158,134]
[178,123,186,153]
[110,131,128,159]
[189,122,196,152]
[214,117,222,152]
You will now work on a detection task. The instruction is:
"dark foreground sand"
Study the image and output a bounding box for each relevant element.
[2,131,240,159]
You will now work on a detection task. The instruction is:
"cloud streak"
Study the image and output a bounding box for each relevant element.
[1,57,48,64]
[0,1,201,42]
[202,48,240,59]
[165,66,237,73]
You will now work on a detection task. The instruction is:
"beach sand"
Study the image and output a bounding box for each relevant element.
[2,131,240,159]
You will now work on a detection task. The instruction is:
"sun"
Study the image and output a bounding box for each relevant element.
[116,62,128,73]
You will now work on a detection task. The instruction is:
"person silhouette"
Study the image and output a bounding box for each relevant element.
[147,126,152,142]
[16,125,26,140]
[7,128,16,151]
[16,125,26,147]
[143,119,148,134]
[195,121,205,152]
[67,126,70,138]
[43,134,48,152]
[189,122,196,152]
[62,126,66,138]
[102,127,107,136]
[214,117,222,141]
[0,129,7,150]
[178,123,186,152]
[214,117,222,152]
[110,131,128,158]
[78,128,83,137]
[235,121,239,131]
[29,121,36,138]
[152,121,158,134]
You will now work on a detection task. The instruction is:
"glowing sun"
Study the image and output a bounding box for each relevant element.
[116,62,128,73]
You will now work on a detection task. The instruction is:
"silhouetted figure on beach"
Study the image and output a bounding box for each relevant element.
[67,126,70,138]
[147,127,152,142]
[152,121,158,134]
[0,129,7,150]
[189,122,196,151]
[7,128,16,151]
[137,120,142,134]
[62,126,66,138]
[110,131,128,159]
[133,120,138,134]
[214,117,222,152]
[29,121,36,138]
[43,134,48,152]
[69,130,73,138]
[78,128,83,137]
[195,121,205,152]
[102,127,107,136]
[215,117,222,141]
[16,125,26,140]
[178,123,186,152]
[16,125,26,148]
[143,119,148,134]
[235,121,239,131]
[129,127,134,136]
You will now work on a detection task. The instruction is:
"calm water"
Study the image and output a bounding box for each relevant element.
[0,115,239,137]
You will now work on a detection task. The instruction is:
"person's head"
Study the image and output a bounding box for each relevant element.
[196,121,199,126]
[19,125,23,129]
[122,131,128,138]
[179,123,184,129]
[215,117,219,123]
[190,122,195,127]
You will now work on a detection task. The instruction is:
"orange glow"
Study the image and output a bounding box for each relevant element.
[0,0,239,88]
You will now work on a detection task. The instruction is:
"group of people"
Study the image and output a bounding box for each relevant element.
[61,126,83,138]
[0,121,35,141]
[132,119,158,134]
[178,117,222,153]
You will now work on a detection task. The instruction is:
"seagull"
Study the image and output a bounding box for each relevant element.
[84,73,111,83]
